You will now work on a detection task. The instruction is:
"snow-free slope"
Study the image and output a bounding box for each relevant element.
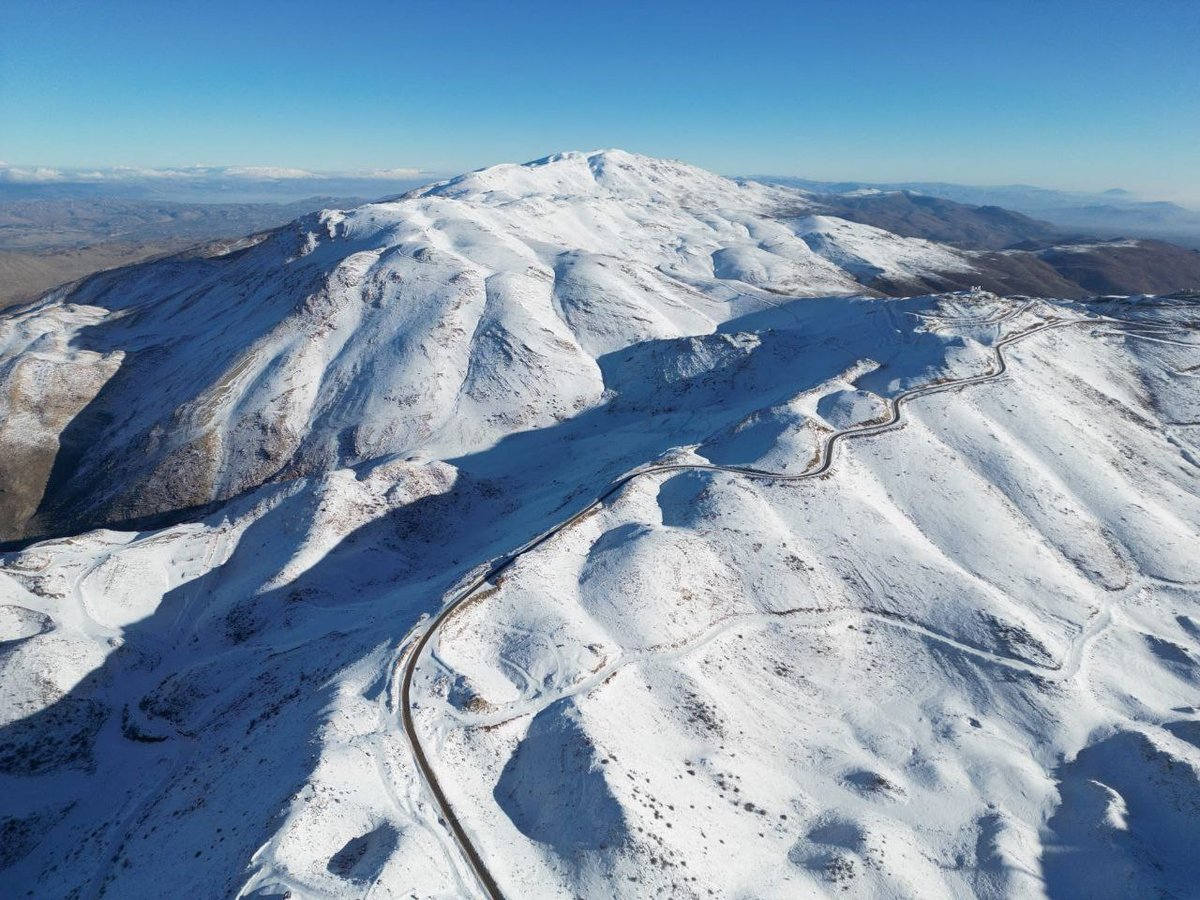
[0,151,1198,900]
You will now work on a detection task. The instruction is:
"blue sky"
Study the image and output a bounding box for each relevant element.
[2,0,1197,200]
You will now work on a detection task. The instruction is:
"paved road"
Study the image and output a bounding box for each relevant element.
[396,305,1193,900]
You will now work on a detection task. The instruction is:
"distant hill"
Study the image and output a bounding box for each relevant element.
[809,190,1062,250]
[753,175,1200,248]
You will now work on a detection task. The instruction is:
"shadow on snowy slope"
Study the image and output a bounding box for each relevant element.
[492,699,626,855]
[0,293,976,895]
[1042,729,1200,899]
[8,218,380,546]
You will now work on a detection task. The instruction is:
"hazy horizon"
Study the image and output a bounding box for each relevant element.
[1,156,1196,210]
[2,1,1197,205]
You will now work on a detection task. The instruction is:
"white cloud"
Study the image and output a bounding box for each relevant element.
[353,167,424,179]
[0,163,435,186]
[108,166,206,180]
[0,166,66,182]
[223,166,320,179]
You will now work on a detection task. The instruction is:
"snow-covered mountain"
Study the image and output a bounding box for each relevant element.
[1,150,1198,899]
[0,150,985,544]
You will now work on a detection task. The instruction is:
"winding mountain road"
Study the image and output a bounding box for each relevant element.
[395,304,1190,900]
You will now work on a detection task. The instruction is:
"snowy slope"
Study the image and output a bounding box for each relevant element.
[0,152,1198,900]
[793,214,974,282]
[0,150,873,544]
[411,296,1200,899]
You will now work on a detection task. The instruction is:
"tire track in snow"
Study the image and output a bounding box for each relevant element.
[441,602,1117,735]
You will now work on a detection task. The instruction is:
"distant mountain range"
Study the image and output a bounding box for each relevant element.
[4,167,1199,313]
[0,164,440,307]
[752,176,1200,248]
[8,163,1198,249]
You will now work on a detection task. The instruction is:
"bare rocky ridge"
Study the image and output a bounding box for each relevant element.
[1025,238,1200,296]
[810,190,1062,250]
[756,175,1200,248]
[795,191,1200,298]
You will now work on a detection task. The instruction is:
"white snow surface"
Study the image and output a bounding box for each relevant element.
[792,214,974,281]
[0,151,1198,900]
